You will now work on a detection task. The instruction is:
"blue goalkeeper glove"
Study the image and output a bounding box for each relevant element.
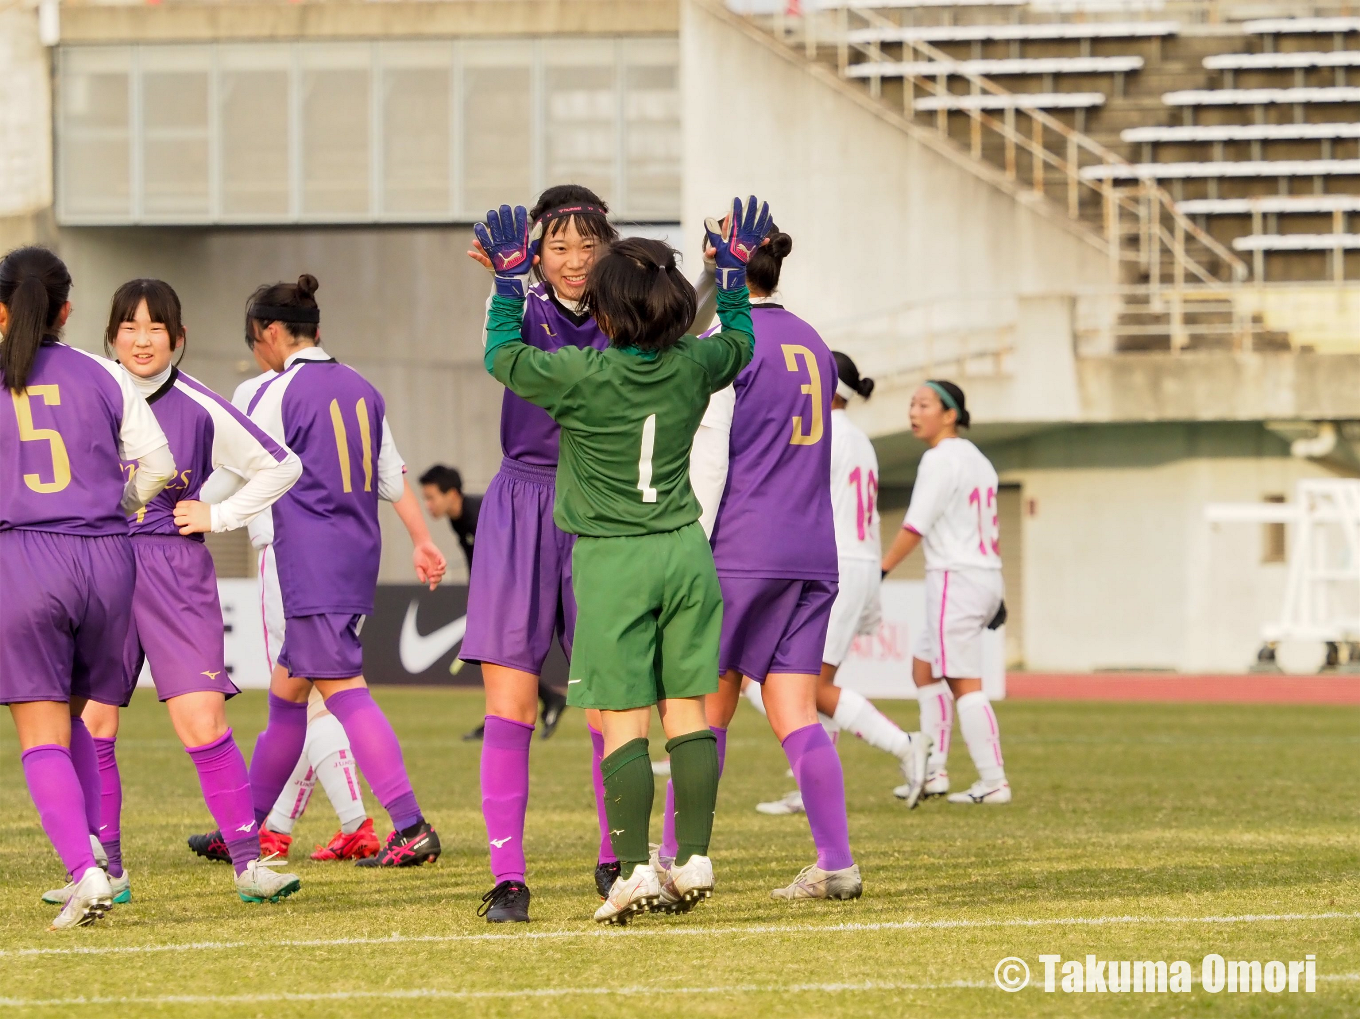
[474,205,538,299]
[704,195,771,292]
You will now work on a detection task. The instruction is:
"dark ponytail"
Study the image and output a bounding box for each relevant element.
[0,247,72,393]
[244,273,320,345]
[926,378,970,428]
[581,237,696,352]
[745,223,792,296]
[832,350,874,400]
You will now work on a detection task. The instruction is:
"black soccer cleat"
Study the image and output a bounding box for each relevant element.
[187,829,232,863]
[539,693,567,740]
[462,723,485,742]
[478,880,531,923]
[594,860,621,899]
[355,820,441,868]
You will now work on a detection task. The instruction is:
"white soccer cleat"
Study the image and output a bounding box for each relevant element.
[90,835,108,871]
[236,856,302,903]
[892,731,932,809]
[771,862,862,901]
[648,843,673,888]
[48,867,114,931]
[655,854,714,914]
[895,770,949,801]
[756,790,805,815]
[43,868,130,907]
[947,778,1011,804]
[593,863,660,924]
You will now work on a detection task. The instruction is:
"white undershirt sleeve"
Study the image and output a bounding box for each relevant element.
[690,385,735,538]
[376,417,406,502]
[123,443,176,514]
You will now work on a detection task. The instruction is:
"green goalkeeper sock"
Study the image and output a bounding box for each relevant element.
[600,738,654,871]
[666,729,719,867]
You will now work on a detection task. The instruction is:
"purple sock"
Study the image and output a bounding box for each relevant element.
[249,693,309,825]
[588,727,617,866]
[661,726,727,863]
[92,736,123,878]
[188,729,260,876]
[782,723,854,872]
[325,687,422,832]
[21,746,98,879]
[67,718,102,838]
[481,716,533,883]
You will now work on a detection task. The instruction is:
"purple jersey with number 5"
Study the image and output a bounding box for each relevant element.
[709,306,838,581]
[2,341,146,536]
[248,353,401,618]
[122,369,289,541]
[497,282,610,466]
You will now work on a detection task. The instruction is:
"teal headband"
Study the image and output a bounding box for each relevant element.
[924,381,959,413]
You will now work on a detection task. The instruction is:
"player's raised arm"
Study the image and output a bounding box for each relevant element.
[687,195,771,391]
[479,204,594,414]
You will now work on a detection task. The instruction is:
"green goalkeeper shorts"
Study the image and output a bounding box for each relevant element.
[567,523,723,710]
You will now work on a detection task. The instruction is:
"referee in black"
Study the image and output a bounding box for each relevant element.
[420,465,568,740]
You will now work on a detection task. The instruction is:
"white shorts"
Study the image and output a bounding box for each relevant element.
[912,568,1004,680]
[823,558,883,667]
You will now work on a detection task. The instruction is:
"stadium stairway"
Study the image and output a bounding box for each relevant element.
[731,0,1359,351]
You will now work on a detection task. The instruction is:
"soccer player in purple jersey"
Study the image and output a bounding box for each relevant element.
[0,247,176,930]
[672,222,905,901]
[240,274,449,870]
[462,186,620,922]
[46,279,304,907]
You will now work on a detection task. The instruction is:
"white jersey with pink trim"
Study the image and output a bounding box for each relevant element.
[829,408,880,563]
[902,437,1002,572]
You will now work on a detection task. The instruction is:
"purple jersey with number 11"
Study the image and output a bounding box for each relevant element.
[497,282,611,466]
[709,305,838,581]
[247,349,406,618]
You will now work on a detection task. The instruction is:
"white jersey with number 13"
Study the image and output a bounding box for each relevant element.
[902,436,1002,572]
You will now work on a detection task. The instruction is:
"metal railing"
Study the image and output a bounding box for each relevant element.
[754,3,1255,351]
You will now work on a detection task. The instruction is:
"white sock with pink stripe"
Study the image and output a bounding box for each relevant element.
[955,690,1005,784]
[831,688,908,757]
[265,753,315,835]
[307,713,369,835]
[915,680,954,776]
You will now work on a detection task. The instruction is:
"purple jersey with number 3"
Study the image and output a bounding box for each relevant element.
[709,306,838,581]
[248,356,395,618]
[497,283,610,465]
[2,341,135,535]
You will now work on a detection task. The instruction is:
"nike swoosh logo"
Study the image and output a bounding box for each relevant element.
[399,600,468,673]
[489,836,513,848]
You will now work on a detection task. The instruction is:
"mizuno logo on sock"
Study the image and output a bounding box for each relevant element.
[236,821,257,834]
[610,829,625,837]
[489,836,513,848]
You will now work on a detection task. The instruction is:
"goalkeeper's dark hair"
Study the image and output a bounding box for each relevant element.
[530,185,618,246]
[926,378,970,428]
[746,222,793,296]
[582,238,696,353]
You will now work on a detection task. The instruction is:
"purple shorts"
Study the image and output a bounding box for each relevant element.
[461,457,577,674]
[278,613,365,680]
[124,535,238,704]
[0,530,134,706]
[718,576,839,681]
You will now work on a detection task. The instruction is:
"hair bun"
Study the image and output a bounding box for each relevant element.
[857,376,875,399]
[296,274,319,299]
[767,231,793,260]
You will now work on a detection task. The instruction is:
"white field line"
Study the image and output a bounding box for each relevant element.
[1,976,1358,1008]
[1,911,1358,961]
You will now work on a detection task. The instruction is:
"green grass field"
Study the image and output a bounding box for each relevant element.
[1,688,1357,1017]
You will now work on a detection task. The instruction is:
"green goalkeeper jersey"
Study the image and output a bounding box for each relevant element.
[486,287,754,538]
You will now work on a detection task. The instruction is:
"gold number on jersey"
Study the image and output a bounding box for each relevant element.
[781,344,824,446]
[12,385,72,494]
[637,413,658,503]
[329,397,374,495]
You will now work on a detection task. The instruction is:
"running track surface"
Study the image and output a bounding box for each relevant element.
[1008,673,1360,705]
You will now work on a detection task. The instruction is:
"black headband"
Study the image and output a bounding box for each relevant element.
[536,203,607,228]
[248,304,320,324]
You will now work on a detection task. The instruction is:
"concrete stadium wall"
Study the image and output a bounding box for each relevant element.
[982,423,1347,672]
[678,0,1113,355]
[0,6,51,219]
[53,224,502,583]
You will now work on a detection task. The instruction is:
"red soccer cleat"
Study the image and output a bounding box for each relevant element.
[259,826,293,860]
[311,818,381,862]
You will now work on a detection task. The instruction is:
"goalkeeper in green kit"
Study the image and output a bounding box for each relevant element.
[478,196,770,923]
